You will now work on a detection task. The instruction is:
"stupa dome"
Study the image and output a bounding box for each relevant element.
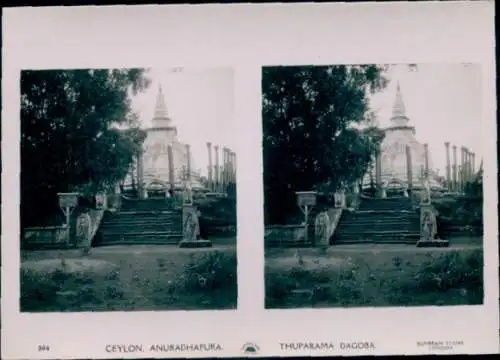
[362,81,443,191]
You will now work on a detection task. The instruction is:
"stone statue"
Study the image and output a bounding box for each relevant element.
[76,212,92,247]
[420,207,437,241]
[315,211,330,247]
[183,206,200,241]
[422,179,431,204]
[183,183,193,204]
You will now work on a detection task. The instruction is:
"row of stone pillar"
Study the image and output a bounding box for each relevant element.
[206,142,236,193]
[134,144,195,199]
[444,142,476,193]
[371,142,475,195]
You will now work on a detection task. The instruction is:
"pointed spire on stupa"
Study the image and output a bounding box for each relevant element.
[152,83,171,127]
[390,80,409,126]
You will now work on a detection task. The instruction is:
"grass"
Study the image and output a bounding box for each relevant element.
[265,243,483,309]
[21,247,237,312]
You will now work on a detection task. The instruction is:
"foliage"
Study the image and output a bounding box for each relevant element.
[433,173,483,236]
[20,249,237,312]
[262,65,388,224]
[265,248,483,308]
[20,264,123,312]
[168,251,237,293]
[21,69,151,226]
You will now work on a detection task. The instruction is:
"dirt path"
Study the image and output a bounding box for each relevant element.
[266,243,482,259]
[22,244,235,261]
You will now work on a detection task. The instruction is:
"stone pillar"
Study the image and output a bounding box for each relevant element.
[467,149,472,182]
[214,145,220,193]
[222,147,228,192]
[375,150,382,197]
[452,145,457,192]
[406,145,413,193]
[229,150,234,184]
[444,142,451,191]
[472,152,476,177]
[463,147,469,184]
[185,144,191,182]
[167,145,175,192]
[423,143,429,179]
[136,151,144,199]
[232,151,237,182]
[207,142,213,191]
[461,146,466,192]
[458,165,463,193]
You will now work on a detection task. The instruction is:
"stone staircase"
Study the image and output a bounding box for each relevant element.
[332,197,420,244]
[93,198,183,246]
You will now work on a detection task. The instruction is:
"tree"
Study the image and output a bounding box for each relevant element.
[262,65,387,224]
[21,69,151,226]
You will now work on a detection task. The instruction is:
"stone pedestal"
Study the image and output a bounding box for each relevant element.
[179,204,212,248]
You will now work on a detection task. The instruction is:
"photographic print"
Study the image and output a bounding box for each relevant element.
[3,3,497,359]
[20,67,238,312]
[263,64,484,309]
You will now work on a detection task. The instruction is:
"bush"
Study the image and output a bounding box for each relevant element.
[406,250,483,295]
[20,264,123,312]
[169,251,237,294]
[265,249,483,308]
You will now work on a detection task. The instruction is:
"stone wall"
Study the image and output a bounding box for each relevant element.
[23,226,69,249]
[265,225,307,247]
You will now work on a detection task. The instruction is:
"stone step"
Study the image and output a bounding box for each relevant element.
[113,211,181,216]
[337,223,419,229]
[100,220,180,228]
[101,230,182,236]
[99,233,183,245]
[339,219,418,226]
[339,217,418,224]
[337,227,419,234]
[334,238,418,245]
[98,238,182,246]
[335,234,419,240]
[334,229,419,239]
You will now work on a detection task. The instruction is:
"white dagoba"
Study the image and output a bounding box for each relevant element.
[363,81,443,191]
[123,85,204,193]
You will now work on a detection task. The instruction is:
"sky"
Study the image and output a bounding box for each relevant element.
[130,64,483,178]
[369,63,483,175]
[130,67,235,176]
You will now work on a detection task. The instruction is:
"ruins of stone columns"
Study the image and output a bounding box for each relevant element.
[136,150,144,199]
[185,144,191,182]
[207,142,213,191]
[214,145,220,193]
[472,152,476,177]
[231,151,236,183]
[167,145,175,191]
[444,142,451,190]
[375,150,382,196]
[452,145,457,192]
[423,143,429,179]
[406,145,413,192]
